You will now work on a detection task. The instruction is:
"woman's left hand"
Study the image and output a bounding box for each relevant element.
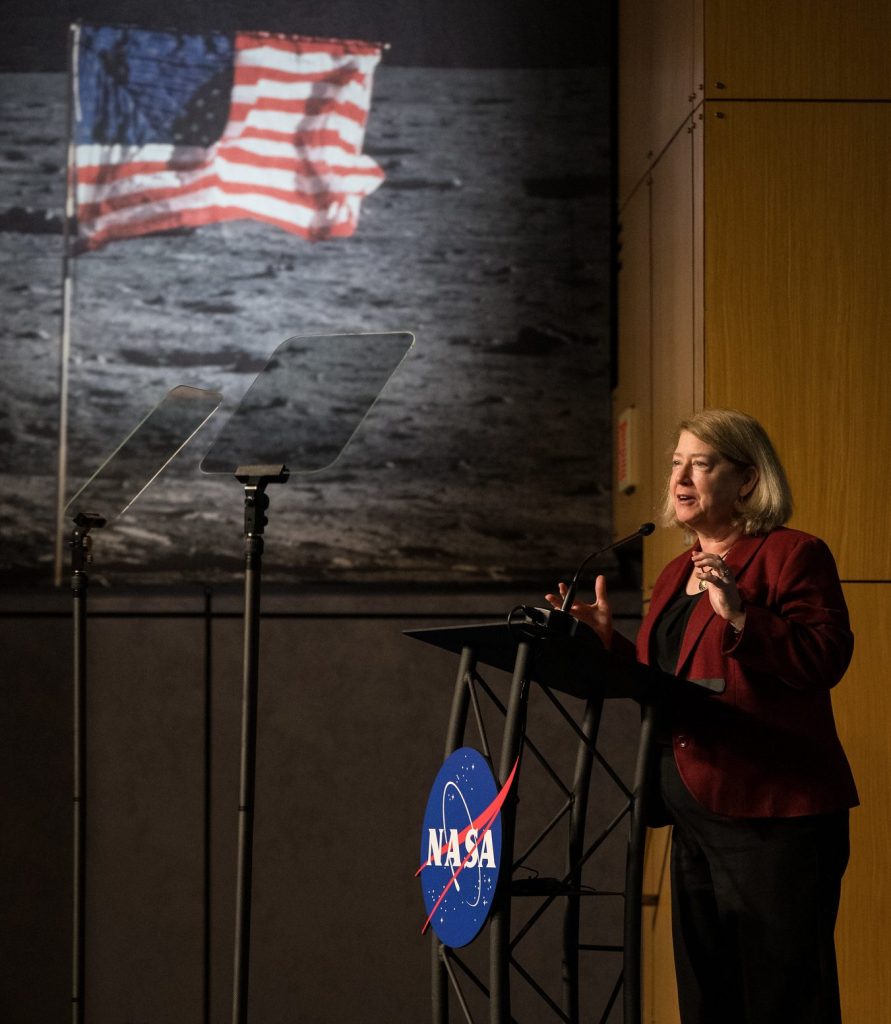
[692,551,747,631]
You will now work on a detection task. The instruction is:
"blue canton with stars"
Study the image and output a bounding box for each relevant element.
[76,25,234,147]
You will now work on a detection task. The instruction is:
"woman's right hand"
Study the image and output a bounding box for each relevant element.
[545,574,613,650]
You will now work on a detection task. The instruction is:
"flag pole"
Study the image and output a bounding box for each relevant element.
[54,23,79,588]
[59,27,88,1024]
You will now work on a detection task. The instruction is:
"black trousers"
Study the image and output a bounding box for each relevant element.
[658,747,850,1024]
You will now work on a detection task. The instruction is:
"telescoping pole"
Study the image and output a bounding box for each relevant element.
[230,467,287,1024]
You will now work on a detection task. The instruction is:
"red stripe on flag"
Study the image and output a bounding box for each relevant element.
[77,157,211,186]
[232,127,360,154]
[228,96,368,125]
[234,65,367,88]
[235,34,382,57]
[76,149,382,190]
[80,204,358,251]
[218,146,384,178]
[78,175,358,222]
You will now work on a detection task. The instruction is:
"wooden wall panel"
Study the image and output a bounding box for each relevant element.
[834,584,891,1022]
[620,8,891,1024]
[703,102,891,578]
[691,100,704,414]
[704,0,891,100]
[618,0,655,203]
[614,181,653,540]
[645,125,697,592]
[649,0,698,173]
[642,826,680,1024]
[619,0,700,205]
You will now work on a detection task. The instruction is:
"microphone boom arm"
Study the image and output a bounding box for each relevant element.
[560,522,655,612]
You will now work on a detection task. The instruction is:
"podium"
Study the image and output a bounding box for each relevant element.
[407,619,659,1024]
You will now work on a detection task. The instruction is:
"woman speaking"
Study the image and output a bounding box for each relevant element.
[548,408,857,1024]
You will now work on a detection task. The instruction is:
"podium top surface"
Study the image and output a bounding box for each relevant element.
[406,622,726,702]
[404,622,632,700]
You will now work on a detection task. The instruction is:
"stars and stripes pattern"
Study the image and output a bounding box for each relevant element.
[73,25,385,251]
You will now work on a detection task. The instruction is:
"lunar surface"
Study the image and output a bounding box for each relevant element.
[0,65,612,586]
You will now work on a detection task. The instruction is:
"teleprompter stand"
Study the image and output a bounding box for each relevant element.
[223,462,289,1024]
[407,618,715,1024]
[63,385,222,1024]
[199,331,414,1024]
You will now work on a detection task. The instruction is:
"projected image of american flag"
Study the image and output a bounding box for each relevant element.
[73,25,385,251]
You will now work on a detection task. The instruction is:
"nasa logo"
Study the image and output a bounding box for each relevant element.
[417,746,518,948]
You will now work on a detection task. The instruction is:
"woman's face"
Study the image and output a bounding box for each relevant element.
[670,430,756,537]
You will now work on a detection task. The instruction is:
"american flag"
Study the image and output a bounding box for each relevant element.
[73,25,386,251]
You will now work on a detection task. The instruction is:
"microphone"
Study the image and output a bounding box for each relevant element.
[509,523,656,642]
[560,522,655,612]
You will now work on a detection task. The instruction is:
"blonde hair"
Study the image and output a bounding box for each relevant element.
[660,409,793,534]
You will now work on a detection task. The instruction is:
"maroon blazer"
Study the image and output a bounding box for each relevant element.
[631,527,858,818]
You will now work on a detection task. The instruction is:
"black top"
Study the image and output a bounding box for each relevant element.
[650,585,705,747]
[651,586,706,675]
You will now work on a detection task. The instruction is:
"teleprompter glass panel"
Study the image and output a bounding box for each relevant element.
[65,385,222,521]
[199,331,414,476]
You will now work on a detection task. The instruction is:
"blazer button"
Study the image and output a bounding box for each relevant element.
[676,734,689,748]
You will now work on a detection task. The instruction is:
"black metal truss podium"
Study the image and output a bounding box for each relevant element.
[406,621,656,1024]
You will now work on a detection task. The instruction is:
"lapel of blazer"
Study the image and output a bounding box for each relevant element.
[674,532,770,677]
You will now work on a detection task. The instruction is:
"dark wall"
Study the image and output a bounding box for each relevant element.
[5,0,611,71]
[0,588,641,1022]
